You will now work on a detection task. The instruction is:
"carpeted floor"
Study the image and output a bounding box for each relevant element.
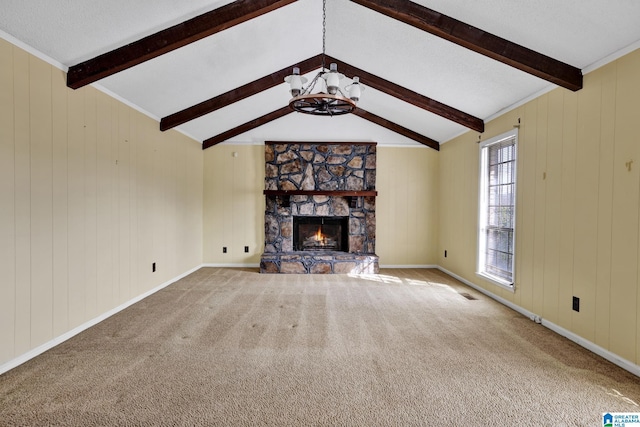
[0,268,638,426]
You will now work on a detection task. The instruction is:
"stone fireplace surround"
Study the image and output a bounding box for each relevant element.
[260,142,379,274]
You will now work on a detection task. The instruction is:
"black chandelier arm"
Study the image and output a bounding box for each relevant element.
[300,71,325,96]
[289,93,356,116]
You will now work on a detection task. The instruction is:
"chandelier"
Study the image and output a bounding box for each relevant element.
[284,0,364,116]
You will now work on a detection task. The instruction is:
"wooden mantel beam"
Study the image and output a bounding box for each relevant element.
[350,0,583,91]
[67,0,297,89]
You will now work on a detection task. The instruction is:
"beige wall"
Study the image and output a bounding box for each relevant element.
[8,32,637,373]
[203,145,265,265]
[439,48,640,365]
[202,144,440,267]
[377,146,439,266]
[0,39,204,367]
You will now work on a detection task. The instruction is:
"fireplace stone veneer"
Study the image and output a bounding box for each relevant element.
[260,142,379,274]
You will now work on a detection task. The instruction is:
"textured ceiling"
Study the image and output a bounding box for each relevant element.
[1,0,640,147]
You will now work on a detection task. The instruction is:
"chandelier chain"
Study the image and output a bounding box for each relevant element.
[284,0,361,116]
[322,0,326,71]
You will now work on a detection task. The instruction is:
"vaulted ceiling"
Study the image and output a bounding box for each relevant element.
[2,0,640,150]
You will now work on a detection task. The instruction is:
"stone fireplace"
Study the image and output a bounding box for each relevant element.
[260,142,379,274]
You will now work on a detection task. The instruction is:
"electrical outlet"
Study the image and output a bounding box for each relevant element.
[223,247,227,254]
[244,246,249,253]
[572,296,580,312]
[152,262,156,272]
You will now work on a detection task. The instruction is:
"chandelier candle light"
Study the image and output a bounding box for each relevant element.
[284,0,364,116]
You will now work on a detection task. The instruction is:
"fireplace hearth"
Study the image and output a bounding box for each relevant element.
[260,142,379,274]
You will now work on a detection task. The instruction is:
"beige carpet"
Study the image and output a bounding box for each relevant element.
[0,268,638,426]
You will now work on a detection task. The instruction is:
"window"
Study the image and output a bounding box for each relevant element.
[477,130,517,289]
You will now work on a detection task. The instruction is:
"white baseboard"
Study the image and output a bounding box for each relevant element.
[0,264,203,376]
[438,266,640,378]
[540,318,640,377]
[379,264,438,269]
[202,263,260,268]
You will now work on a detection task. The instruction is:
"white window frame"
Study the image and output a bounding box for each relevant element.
[477,129,518,291]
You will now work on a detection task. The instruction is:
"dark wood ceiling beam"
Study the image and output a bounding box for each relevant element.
[161,54,322,131]
[202,106,439,150]
[325,55,484,133]
[202,106,292,149]
[353,109,439,151]
[167,52,482,133]
[67,0,297,89]
[349,0,583,91]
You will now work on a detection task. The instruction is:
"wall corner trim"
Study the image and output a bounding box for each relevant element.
[437,266,640,378]
[0,264,204,376]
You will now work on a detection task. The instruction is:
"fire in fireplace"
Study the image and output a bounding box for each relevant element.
[293,216,349,252]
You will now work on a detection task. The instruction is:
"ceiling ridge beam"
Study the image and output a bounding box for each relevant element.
[325,55,484,133]
[161,54,323,131]
[67,0,297,89]
[353,108,439,151]
[202,106,292,149]
[349,0,583,91]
